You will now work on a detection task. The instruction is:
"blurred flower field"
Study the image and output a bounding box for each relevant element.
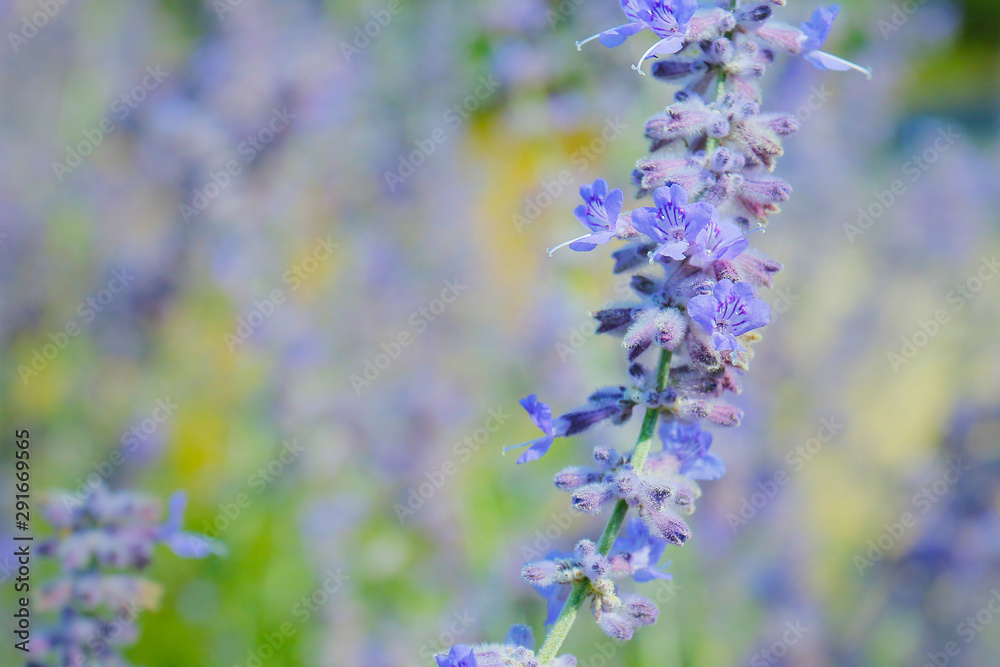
[1,0,999,665]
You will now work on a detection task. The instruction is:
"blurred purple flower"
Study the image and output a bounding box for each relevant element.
[610,518,672,582]
[659,420,725,480]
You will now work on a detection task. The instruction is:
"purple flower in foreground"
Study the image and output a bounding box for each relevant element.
[436,645,477,667]
[549,179,624,255]
[799,5,872,78]
[690,218,749,267]
[576,0,699,75]
[631,184,714,263]
[610,518,672,582]
[505,395,571,464]
[687,279,770,352]
[658,420,725,480]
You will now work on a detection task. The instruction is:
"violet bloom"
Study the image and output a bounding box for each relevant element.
[688,279,770,352]
[504,395,571,464]
[690,218,749,267]
[549,179,624,256]
[575,0,699,75]
[630,183,714,263]
[799,5,872,78]
[610,518,672,582]
[659,420,725,480]
[436,645,478,667]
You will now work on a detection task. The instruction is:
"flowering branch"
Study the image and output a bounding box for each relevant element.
[432,3,868,665]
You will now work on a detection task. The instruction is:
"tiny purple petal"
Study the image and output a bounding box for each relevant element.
[598,21,646,48]
[516,435,556,464]
[799,5,839,52]
[520,394,553,435]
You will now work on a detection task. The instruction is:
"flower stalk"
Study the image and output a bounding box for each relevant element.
[432,3,868,665]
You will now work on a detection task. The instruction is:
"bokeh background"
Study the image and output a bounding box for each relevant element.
[1,0,999,665]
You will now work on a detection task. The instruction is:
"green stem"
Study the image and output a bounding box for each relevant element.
[536,349,671,664]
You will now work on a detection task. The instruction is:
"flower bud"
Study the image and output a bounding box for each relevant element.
[592,446,623,470]
[738,4,772,23]
[609,468,641,504]
[707,402,743,427]
[521,559,562,589]
[641,506,692,545]
[571,482,616,514]
[554,466,601,492]
[592,307,637,334]
[630,274,659,296]
[621,593,659,627]
[734,247,782,288]
[740,175,792,205]
[597,610,635,642]
[651,58,703,81]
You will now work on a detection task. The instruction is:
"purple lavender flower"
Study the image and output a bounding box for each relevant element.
[549,179,624,255]
[630,183,715,262]
[610,518,672,582]
[505,395,571,464]
[799,5,872,78]
[687,279,770,352]
[575,0,699,75]
[436,645,478,667]
[689,218,749,267]
[658,420,725,480]
[508,390,641,464]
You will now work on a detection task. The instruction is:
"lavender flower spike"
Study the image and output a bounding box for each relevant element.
[428,2,863,662]
[548,178,624,256]
[687,278,770,353]
[799,5,872,79]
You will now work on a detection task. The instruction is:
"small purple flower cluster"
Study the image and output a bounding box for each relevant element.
[28,487,222,667]
[434,2,865,663]
[521,519,670,640]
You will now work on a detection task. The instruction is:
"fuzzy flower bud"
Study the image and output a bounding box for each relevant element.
[571,482,617,515]
[554,466,602,492]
